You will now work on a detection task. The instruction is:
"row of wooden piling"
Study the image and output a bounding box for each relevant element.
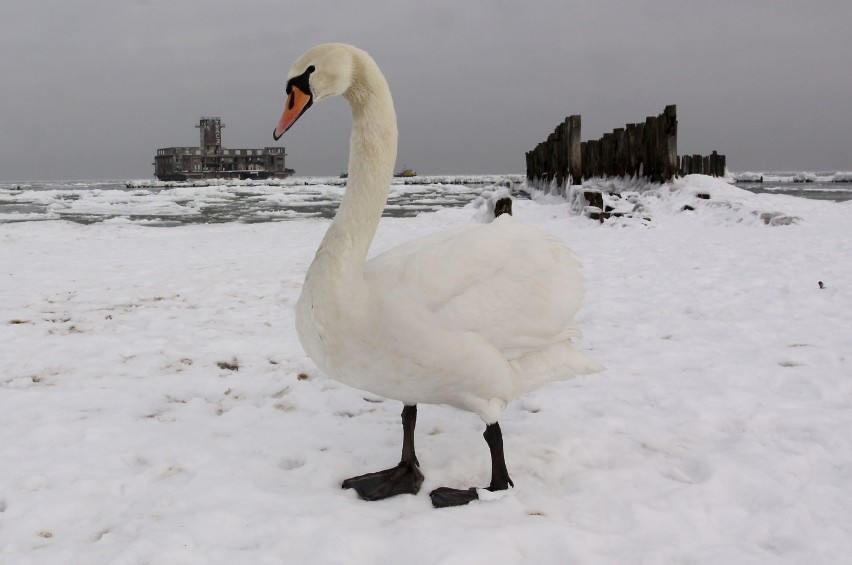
[679,151,726,177]
[525,105,725,187]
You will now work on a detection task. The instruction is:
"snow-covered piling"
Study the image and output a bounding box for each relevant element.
[526,105,726,192]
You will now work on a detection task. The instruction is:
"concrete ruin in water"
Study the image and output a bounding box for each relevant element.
[154,117,293,181]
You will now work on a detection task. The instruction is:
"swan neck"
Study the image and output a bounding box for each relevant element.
[323,51,397,270]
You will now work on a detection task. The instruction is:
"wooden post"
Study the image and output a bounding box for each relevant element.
[537,147,543,180]
[596,136,603,178]
[692,154,702,174]
[584,140,592,179]
[663,105,677,181]
[613,128,625,177]
[545,141,550,182]
[531,145,541,183]
[655,111,666,182]
[525,151,532,181]
[552,126,564,189]
[588,139,599,178]
[558,118,567,187]
[535,143,544,186]
[643,116,654,181]
[635,122,645,178]
[549,130,559,191]
[625,124,637,177]
[568,115,581,185]
[599,133,610,177]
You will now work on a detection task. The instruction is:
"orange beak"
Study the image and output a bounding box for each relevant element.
[273,85,313,140]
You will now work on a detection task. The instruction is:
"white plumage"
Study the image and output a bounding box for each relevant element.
[274,43,601,506]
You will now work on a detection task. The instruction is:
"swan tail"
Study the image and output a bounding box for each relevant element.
[509,342,603,395]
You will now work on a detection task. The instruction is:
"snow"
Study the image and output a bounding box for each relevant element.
[1,175,851,563]
[470,187,513,222]
[566,174,807,226]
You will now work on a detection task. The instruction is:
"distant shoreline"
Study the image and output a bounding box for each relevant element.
[2,171,851,185]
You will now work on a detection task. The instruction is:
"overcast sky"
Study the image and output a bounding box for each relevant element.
[2,0,850,180]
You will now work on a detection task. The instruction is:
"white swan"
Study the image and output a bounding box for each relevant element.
[274,43,602,507]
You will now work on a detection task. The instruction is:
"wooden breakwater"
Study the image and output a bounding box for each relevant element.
[678,151,726,177]
[525,105,725,187]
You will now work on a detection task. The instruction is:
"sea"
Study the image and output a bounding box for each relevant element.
[0,173,849,227]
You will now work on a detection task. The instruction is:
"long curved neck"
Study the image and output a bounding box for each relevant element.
[316,50,397,279]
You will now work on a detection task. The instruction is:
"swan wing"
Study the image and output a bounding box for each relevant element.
[365,214,584,357]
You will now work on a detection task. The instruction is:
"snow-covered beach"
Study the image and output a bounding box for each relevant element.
[2,175,851,563]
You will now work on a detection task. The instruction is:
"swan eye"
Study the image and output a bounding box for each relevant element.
[285,65,316,97]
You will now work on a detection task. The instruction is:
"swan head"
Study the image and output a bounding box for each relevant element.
[273,43,357,140]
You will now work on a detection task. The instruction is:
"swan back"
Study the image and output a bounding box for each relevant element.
[366,214,585,358]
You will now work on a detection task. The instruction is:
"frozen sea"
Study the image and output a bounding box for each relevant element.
[0,175,524,226]
[0,172,850,226]
[1,173,851,563]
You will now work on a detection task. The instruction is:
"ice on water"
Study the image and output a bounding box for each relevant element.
[0,175,525,226]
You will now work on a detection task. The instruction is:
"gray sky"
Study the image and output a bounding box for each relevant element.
[2,0,850,181]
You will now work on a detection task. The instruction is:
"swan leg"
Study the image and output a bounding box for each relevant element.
[342,404,424,500]
[429,422,514,508]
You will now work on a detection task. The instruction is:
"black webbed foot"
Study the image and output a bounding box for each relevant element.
[430,421,514,508]
[429,486,479,508]
[429,483,514,508]
[342,460,424,501]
